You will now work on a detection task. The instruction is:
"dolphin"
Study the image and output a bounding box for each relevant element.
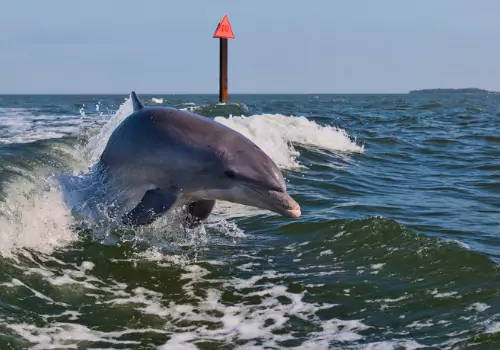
[95,91,301,227]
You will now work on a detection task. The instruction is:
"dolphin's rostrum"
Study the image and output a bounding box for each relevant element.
[97,91,301,227]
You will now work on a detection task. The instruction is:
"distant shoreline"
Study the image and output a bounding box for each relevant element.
[409,88,494,94]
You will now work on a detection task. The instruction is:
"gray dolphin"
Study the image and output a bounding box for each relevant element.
[96,91,301,227]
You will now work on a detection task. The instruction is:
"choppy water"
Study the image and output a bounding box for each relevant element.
[0,93,499,349]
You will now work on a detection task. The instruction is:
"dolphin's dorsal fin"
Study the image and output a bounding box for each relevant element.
[130,91,144,111]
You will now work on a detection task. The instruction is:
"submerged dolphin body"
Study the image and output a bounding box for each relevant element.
[96,92,301,227]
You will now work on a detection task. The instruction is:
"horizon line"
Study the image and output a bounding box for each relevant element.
[0,89,496,96]
[0,92,413,96]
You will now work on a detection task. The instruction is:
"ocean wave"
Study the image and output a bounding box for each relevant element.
[216,113,364,169]
[0,216,497,348]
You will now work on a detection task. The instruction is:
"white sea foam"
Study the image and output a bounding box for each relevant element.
[361,340,426,349]
[0,257,370,349]
[215,113,364,169]
[0,174,78,257]
[81,96,133,165]
[0,107,108,144]
[485,321,500,334]
[429,289,459,298]
[151,97,164,104]
[466,302,490,313]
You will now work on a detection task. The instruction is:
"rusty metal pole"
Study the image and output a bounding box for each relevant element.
[219,38,228,103]
[213,15,234,103]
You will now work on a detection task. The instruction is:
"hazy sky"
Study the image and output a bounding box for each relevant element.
[2,0,499,94]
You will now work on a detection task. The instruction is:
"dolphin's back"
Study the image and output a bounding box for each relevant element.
[100,107,263,167]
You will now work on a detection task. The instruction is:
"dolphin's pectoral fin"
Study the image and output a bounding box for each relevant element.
[188,200,216,220]
[185,200,216,228]
[130,91,144,111]
[121,189,177,227]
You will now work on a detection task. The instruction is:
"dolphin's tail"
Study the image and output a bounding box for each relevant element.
[130,91,144,111]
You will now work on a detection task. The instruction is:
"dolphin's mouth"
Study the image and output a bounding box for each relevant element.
[252,188,301,219]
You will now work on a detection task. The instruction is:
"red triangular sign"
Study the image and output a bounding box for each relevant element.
[213,15,235,39]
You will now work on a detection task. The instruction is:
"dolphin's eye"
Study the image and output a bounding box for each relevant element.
[224,170,236,179]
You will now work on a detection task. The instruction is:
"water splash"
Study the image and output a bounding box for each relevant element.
[81,96,134,165]
[0,172,78,257]
[215,113,364,169]
[0,97,136,257]
[0,96,365,257]
[151,97,164,104]
[0,107,104,144]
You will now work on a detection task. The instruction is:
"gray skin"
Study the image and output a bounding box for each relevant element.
[97,91,301,227]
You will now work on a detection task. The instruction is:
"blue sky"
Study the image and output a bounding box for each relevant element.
[1,0,499,94]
